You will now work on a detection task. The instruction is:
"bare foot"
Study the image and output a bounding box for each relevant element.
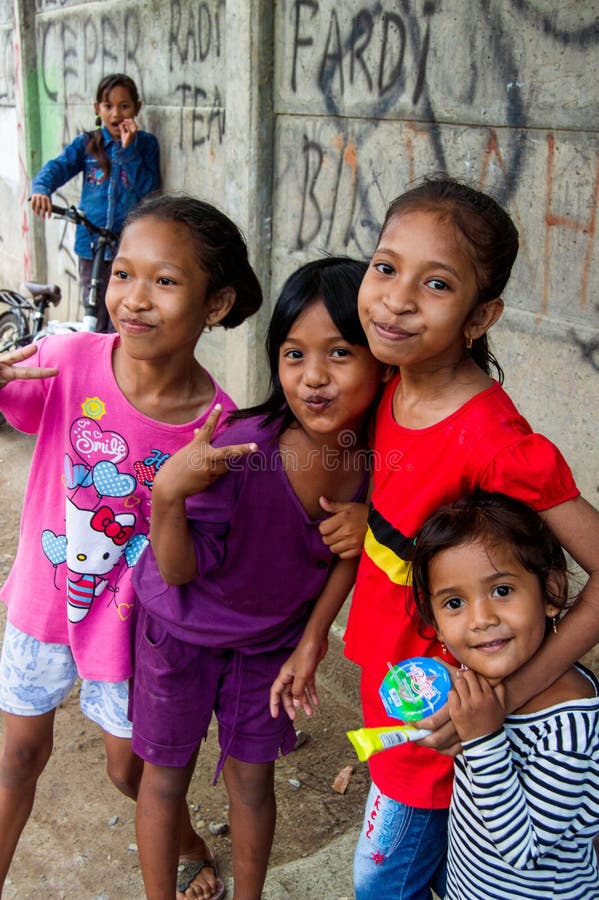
[176,836,223,900]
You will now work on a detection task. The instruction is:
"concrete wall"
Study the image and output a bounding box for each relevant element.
[1,0,597,499]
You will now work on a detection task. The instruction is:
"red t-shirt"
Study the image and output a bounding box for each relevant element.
[344,375,580,808]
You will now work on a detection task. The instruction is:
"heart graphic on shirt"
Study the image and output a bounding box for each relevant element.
[41,530,68,565]
[93,461,136,498]
[70,418,128,467]
[64,453,93,490]
[116,602,134,621]
[125,533,149,567]
[140,499,151,524]
[134,460,156,487]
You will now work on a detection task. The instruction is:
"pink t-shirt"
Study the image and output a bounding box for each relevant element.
[0,332,236,681]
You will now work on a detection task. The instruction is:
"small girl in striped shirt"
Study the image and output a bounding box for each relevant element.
[411,490,599,900]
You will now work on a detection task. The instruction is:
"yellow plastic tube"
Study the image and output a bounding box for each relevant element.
[346,725,431,762]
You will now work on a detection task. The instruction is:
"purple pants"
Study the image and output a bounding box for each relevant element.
[130,607,296,777]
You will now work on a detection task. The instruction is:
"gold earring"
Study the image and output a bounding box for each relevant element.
[440,642,447,655]
[552,616,559,634]
[466,337,473,350]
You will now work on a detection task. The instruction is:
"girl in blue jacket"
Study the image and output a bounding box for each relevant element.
[31,73,160,333]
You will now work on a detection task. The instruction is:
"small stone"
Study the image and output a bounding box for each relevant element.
[208,821,229,836]
[128,843,138,853]
[108,815,119,827]
[288,777,301,789]
[332,764,354,794]
[293,729,309,750]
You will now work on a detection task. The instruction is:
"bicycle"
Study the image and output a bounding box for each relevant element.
[0,281,68,348]
[0,282,65,427]
[0,203,118,353]
[0,204,117,426]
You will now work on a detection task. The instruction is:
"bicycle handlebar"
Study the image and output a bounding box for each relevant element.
[49,203,118,243]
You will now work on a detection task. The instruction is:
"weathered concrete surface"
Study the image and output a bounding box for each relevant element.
[0,4,596,483]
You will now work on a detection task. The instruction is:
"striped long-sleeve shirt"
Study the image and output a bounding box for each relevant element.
[447,665,599,899]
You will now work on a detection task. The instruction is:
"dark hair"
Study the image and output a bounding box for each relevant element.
[232,256,370,431]
[85,74,141,179]
[123,193,262,327]
[410,490,569,630]
[382,177,519,382]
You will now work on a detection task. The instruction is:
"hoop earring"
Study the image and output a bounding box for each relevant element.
[95,114,102,128]
[552,616,559,634]
[466,337,473,350]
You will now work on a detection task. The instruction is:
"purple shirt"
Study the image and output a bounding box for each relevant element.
[133,417,368,654]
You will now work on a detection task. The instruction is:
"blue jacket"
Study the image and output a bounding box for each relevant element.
[31,126,160,259]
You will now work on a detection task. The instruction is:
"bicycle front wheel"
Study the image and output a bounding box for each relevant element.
[0,310,26,351]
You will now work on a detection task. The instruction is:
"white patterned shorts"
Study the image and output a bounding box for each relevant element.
[0,621,132,738]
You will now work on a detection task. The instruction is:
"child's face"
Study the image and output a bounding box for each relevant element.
[95,85,140,140]
[106,216,228,361]
[278,300,384,442]
[358,210,483,370]
[429,539,557,684]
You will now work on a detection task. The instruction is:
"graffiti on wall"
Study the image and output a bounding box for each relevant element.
[290,1,434,108]
[276,1,599,345]
[168,0,226,150]
[0,25,14,103]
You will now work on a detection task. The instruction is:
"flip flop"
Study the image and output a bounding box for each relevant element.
[177,854,226,899]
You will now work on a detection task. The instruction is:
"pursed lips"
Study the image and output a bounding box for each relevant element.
[301,395,333,409]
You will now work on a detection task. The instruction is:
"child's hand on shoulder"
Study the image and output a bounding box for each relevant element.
[153,404,258,501]
[0,344,58,388]
[318,498,368,558]
[448,669,507,743]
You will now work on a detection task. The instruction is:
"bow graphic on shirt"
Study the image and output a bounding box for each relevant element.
[91,506,135,546]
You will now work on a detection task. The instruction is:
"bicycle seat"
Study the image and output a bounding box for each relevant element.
[22,282,62,306]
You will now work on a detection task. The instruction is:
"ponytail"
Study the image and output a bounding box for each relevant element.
[85,129,110,179]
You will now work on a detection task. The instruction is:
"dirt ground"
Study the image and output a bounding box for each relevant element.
[0,424,369,899]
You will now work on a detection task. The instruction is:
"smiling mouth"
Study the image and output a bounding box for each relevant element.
[471,637,512,652]
[120,317,154,331]
[373,320,414,340]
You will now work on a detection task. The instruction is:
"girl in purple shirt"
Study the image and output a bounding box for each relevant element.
[131,257,390,899]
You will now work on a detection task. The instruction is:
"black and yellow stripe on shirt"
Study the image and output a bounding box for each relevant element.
[363,505,413,586]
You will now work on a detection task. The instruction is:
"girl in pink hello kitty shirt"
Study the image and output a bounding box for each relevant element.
[0,194,262,900]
